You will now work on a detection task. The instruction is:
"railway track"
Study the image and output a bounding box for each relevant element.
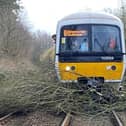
[61,113,72,126]
[61,111,125,126]
[111,110,124,126]
[0,110,125,126]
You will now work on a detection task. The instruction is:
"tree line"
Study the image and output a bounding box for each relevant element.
[0,0,126,62]
[0,0,52,63]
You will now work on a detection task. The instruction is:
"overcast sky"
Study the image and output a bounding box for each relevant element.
[22,0,121,34]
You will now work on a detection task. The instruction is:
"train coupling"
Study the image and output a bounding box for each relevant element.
[77,77,104,88]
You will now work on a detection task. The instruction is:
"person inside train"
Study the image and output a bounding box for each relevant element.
[71,39,80,51]
[52,34,56,44]
[107,36,117,52]
[79,37,88,51]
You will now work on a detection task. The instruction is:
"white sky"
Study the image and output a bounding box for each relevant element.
[21,0,120,34]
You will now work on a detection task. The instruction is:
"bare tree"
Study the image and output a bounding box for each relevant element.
[103,1,126,38]
[30,31,52,63]
[35,30,52,50]
[0,5,34,58]
[0,4,52,64]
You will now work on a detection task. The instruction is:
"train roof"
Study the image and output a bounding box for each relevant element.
[59,12,121,23]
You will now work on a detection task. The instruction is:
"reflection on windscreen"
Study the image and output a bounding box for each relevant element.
[92,25,121,52]
[60,25,121,53]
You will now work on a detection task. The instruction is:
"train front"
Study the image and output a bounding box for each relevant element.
[55,13,125,85]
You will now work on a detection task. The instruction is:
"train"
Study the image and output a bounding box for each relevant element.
[55,12,126,88]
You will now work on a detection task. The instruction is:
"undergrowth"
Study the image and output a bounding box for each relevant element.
[0,60,126,117]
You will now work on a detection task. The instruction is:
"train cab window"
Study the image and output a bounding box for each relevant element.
[60,25,89,53]
[79,37,88,51]
[92,25,121,52]
[60,25,121,53]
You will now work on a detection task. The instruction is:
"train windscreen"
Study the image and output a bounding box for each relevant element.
[60,24,121,53]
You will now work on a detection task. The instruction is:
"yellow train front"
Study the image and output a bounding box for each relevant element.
[55,12,126,85]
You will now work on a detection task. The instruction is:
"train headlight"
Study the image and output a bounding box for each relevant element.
[106,65,116,71]
[65,66,71,71]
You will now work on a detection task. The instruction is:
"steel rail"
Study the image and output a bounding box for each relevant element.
[112,110,123,126]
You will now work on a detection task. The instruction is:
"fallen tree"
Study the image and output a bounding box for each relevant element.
[0,49,126,117]
[0,65,125,116]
